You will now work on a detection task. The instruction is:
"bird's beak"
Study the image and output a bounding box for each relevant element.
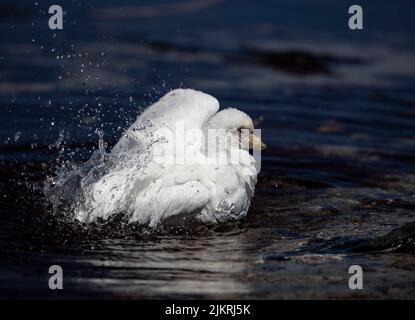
[249,133,267,151]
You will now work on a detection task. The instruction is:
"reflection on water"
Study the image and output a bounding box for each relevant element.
[78,236,251,298]
[1,0,415,299]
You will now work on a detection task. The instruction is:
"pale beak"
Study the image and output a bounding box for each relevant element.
[249,133,267,151]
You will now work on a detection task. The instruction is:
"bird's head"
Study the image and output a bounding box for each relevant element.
[205,108,266,151]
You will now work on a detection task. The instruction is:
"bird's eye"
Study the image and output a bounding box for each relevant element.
[237,127,252,135]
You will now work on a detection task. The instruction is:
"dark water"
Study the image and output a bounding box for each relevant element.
[1,0,415,299]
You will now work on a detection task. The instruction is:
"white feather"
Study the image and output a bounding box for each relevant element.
[74,88,259,226]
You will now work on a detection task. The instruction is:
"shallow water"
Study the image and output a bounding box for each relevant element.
[1,0,415,299]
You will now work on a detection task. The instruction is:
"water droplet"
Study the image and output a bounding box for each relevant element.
[14,131,21,142]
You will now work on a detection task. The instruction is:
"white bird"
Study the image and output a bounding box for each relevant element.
[74,89,265,227]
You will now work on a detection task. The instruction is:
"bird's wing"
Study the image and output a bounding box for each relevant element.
[76,161,215,227]
[138,88,220,130]
[77,89,221,225]
[111,88,219,157]
[129,173,211,227]
[74,165,138,222]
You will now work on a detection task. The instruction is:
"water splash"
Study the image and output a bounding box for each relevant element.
[43,129,114,220]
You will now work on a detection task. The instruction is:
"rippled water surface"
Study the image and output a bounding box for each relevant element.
[1,0,415,299]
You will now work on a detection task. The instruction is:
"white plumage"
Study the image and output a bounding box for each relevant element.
[74,89,263,227]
